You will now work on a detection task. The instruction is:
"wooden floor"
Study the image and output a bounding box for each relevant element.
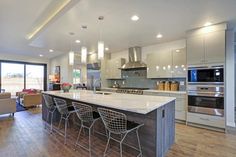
[0,108,236,157]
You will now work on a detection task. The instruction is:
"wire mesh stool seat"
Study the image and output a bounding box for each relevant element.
[98,108,144,157]
[43,94,56,133]
[72,102,100,157]
[53,97,76,144]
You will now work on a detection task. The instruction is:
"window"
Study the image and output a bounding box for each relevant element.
[0,61,46,94]
[26,65,44,90]
[1,63,24,95]
[73,69,81,84]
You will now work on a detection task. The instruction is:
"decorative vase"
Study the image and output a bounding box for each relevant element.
[62,86,71,93]
[61,83,72,93]
[63,89,70,93]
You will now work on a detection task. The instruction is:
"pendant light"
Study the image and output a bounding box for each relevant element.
[81,46,87,63]
[68,32,74,66]
[81,25,88,63]
[98,16,104,60]
[69,51,74,65]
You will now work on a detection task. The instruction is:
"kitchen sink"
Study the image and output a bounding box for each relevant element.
[95,91,112,95]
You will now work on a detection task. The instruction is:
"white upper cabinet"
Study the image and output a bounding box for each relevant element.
[172,48,187,78]
[187,23,226,65]
[186,35,205,64]
[105,58,125,79]
[147,48,186,78]
[158,50,173,78]
[204,31,225,63]
[147,50,172,78]
[147,53,160,78]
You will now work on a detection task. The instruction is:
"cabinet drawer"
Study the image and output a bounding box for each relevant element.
[175,99,186,111]
[175,110,186,120]
[187,112,225,129]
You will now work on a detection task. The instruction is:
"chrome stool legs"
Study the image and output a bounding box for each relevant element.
[74,119,99,157]
[57,114,71,144]
[98,108,144,157]
[45,108,56,133]
[104,129,143,157]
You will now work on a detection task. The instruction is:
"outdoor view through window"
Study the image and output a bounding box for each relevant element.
[1,62,44,94]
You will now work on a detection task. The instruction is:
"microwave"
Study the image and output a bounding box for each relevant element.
[188,65,224,84]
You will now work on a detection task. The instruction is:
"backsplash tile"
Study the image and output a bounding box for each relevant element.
[107,69,186,91]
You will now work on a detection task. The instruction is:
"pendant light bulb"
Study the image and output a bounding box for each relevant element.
[81,47,87,63]
[98,41,104,60]
[69,51,74,65]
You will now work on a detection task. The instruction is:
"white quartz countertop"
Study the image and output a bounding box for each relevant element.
[102,88,186,94]
[43,90,175,114]
[143,89,187,94]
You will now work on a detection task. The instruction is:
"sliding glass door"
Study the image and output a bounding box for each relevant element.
[1,63,24,94]
[26,65,44,90]
[0,61,46,94]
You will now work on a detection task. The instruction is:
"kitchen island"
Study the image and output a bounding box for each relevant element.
[42,90,176,157]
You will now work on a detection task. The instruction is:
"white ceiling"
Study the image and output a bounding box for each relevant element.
[0,0,236,59]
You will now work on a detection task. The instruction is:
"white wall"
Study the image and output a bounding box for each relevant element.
[50,53,87,84]
[50,53,73,83]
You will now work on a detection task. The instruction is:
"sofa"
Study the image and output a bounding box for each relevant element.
[0,92,16,116]
[16,89,42,108]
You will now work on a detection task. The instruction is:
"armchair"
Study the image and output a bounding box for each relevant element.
[0,92,16,116]
[16,89,42,108]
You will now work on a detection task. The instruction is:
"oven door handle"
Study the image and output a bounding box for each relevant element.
[188,93,224,97]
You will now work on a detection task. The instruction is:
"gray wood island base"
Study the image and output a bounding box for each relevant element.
[42,91,175,157]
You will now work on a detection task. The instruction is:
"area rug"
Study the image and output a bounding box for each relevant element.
[16,102,28,112]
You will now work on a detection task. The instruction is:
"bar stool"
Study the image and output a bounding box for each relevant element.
[53,97,76,144]
[98,108,144,157]
[72,102,100,157]
[42,94,56,133]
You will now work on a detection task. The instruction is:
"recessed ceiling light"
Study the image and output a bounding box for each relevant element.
[75,40,81,43]
[39,54,43,57]
[105,47,109,51]
[156,33,163,39]
[131,15,139,21]
[49,49,54,52]
[204,22,212,27]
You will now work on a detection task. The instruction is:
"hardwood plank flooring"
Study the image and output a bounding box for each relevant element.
[0,108,236,157]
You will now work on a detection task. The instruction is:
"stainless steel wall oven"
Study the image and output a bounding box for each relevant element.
[188,85,224,116]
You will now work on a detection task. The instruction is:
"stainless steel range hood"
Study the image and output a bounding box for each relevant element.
[120,47,147,70]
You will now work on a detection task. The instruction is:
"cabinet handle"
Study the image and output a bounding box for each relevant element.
[200,118,210,121]
[162,109,165,118]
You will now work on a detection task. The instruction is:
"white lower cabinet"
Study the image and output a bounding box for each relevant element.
[175,110,186,121]
[187,112,225,129]
[143,91,187,121]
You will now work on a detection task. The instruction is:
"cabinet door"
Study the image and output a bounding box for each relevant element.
[105,60,113,78]
[172,48,187,78]
[105,58,124,79]
[187,35,205,65]
[158,50,172,78]
[204,31,225,63]
[112,59,122,79]
[147,53,161,78]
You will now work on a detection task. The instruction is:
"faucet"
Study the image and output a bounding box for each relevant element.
[93,79,101,94]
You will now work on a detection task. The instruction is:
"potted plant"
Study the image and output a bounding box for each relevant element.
[61,83,72,93]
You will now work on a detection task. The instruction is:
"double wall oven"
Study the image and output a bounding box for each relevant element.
[187,65,224,117]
